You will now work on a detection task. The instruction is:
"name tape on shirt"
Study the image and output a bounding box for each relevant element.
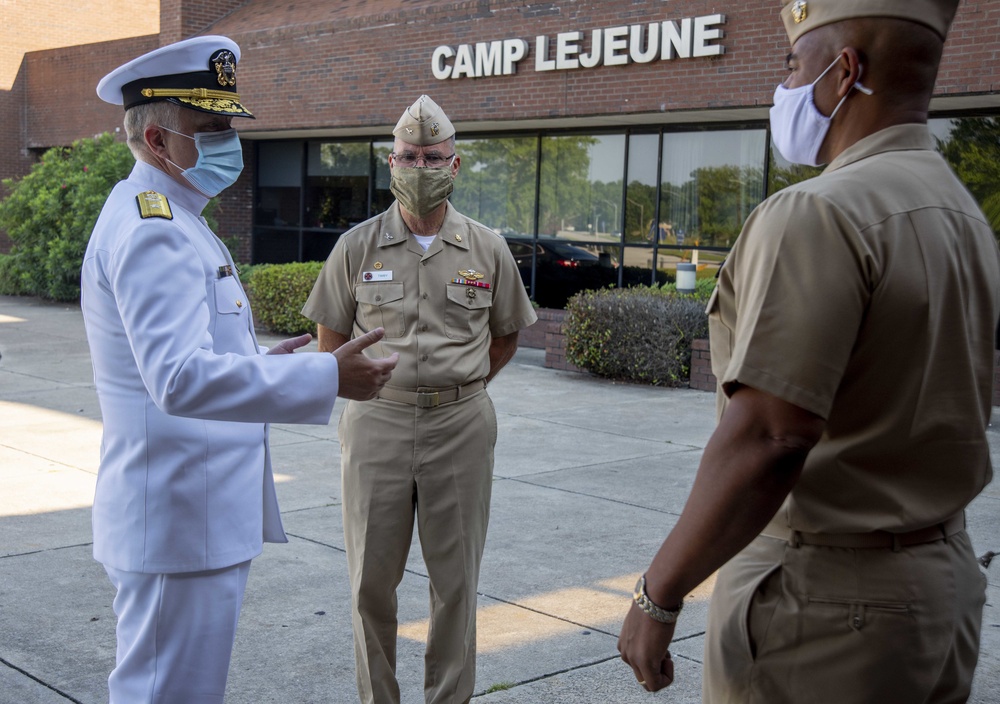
[363,270,393,282]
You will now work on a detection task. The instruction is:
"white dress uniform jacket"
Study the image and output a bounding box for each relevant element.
[82,160,339,574]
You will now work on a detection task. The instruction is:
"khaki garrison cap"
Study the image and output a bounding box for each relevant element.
[780,0,960,45]
[97,35,253,118]
[392,95,455,145]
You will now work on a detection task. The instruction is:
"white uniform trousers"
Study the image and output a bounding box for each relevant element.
[103,560,252,704]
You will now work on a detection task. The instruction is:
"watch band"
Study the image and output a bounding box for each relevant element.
[633,575,682,624]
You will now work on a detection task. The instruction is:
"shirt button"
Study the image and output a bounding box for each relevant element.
[420,324,428,332]
[374,295,382,302]
[422,293,429,299]
[421,354,429,361]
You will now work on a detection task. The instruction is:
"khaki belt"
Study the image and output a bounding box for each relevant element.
[376,379,486,408]
[762,513,965,551]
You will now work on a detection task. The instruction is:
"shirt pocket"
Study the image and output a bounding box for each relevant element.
[214,276,249,317]
[355,282,405,338]
[445,284,492,342]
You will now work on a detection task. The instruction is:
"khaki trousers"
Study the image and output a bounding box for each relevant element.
[340,390,497,704]
[704,531,986,704]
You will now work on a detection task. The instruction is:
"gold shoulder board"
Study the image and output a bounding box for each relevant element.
[136,191,173,220]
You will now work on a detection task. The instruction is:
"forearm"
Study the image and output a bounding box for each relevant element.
[643,387,822,608]
[317,324,349,353]
[487,331,518,381]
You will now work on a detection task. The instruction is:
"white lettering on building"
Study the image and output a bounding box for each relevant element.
[433,15,725,79]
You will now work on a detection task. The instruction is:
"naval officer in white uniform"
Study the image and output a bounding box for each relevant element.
[82,35,398,703]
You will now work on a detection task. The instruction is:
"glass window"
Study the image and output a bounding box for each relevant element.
[373,140,394,217]
[766,142,823,196]
[932,116,1000,235]
[256,141,301,227]
[452,136,539,237]
[660,129,766,252]
[625,133,660,244]
[305,141,370,231]
[539,134,625,243]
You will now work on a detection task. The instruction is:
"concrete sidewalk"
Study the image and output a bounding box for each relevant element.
[0,293,997,704]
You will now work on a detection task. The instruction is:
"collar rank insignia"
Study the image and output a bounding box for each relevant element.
[212,49,237,87]
[791,1,807,23]
[136,191,173,220]
[458,268,484,280]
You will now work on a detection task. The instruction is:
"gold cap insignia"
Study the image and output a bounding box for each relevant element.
[431,122,440,137]
[791,1,807,24]
[212,49,237,87]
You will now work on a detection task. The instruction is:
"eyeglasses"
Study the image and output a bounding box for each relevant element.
[391,152,456,168]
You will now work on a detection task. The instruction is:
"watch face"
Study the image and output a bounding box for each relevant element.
[634,576,644,599]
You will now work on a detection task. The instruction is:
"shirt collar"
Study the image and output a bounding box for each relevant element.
[128,160,211,215]
[825,123,935,174]
[377,201,470,251]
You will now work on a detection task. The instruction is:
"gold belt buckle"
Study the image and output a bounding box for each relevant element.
[416,391,440,408]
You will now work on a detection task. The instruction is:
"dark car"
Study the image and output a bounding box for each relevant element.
[504,236,617,308]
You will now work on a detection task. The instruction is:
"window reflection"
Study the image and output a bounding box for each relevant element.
[539,134,624,243]
[256,141,301,228]
[452,136,538,236]
[660,129,766,252]
[305,141,370,230]
[932,116,1000,236]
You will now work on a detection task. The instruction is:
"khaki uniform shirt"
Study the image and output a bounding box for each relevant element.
[303,201,537,389]
[709,124,1000,534]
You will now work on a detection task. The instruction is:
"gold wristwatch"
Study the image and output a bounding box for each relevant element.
[633,575,682,624]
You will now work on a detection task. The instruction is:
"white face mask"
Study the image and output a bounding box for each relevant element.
[769,56,873,167]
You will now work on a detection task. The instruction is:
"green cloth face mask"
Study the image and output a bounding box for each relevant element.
[389,163,455,218]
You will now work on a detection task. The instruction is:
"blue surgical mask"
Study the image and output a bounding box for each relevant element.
[160,126,244,197]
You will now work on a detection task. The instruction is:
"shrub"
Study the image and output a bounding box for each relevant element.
[0,132,220,302]
[564,285,709,386]
[0,133,134,301]
[244,261,325,336]
[0,254,26,295]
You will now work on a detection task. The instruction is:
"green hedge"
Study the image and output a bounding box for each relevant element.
[564,284,710,386]
[244,261,324,336]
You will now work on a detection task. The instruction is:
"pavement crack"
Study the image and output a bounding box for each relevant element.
[1,541,93,560]
[502,476,683,516]
[0,656,85,703]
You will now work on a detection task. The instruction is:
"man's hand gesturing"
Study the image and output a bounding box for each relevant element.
[333,328,398,400]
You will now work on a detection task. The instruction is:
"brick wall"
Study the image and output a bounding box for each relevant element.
[159,0,249,46]
[689,339,718,393]
[0,0,157,92]
[215,139,255,262]
[538,308,586,373]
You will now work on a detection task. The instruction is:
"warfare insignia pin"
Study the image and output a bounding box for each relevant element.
[459,269,484,280]
[466,288,476,299]
[211,49,237,87]
[791,1,807,24]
